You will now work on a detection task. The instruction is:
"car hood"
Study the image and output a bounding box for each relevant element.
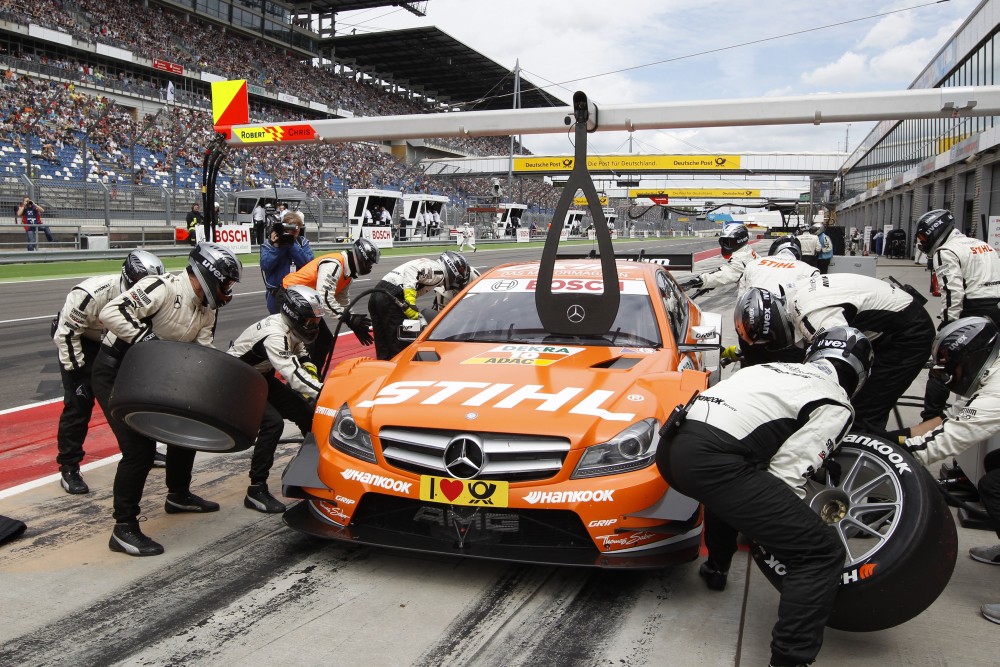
[345,341,678,447]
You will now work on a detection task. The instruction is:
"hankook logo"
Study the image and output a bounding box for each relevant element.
[567,304,586,324]
[444,436,486,479]
[491,280,517,291]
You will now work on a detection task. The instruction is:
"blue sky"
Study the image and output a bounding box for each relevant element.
[336,0,980,158]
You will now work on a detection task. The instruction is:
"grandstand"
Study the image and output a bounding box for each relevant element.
[0,0,572,246]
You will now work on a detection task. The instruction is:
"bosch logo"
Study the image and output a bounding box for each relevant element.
[444,436,486,479]
[567,304,585,323]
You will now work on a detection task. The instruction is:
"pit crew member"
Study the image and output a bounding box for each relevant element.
[889,316,1000,625]
[368,251,472,360]
[282,238,380,361]
[657,326,870,667]
[915,209,1000,420]
[228,286,324,514]
[52,250,165,494]
[92,242,242,557]
[680,224,757,291]
[261,210,314,314]
[796,224,821,267]
[727,237,818,367]
[736,273,934,430]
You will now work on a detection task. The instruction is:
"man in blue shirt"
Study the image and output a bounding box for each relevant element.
[260,210,314,313]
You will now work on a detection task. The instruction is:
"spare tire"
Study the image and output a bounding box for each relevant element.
[108,339,267,453]
[752,432,957,632]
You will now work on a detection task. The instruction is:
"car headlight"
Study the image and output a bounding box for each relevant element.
[329,403,376,463]
[572,418,660,478]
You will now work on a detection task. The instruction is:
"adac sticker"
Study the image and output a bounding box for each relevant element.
[462,344,584,367]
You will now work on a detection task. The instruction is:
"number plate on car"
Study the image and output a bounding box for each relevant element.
[419,475,509,507]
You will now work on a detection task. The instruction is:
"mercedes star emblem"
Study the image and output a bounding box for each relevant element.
[443,436,486,479]
[567,304,586,324]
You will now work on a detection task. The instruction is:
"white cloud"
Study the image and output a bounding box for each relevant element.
[801,52,868,87]
[857,12,914,51]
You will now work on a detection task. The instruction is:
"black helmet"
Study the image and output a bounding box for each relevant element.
[121,249,165,290]
[930,316,1000,396]
[734,287,795,350]
[440,251,472,291]
[187,242,242,309]
[280,285,323,344]
[719,224,749,258]
[804,326,874,397]
[349,238,380,276]
[915,209,955,254]
[768,236,802,259]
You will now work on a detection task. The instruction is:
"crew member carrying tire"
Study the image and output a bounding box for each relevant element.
[736,272,935,430]
[52,250,165,495]
[892,316,1000,624]
[368,251,472,360]
[915,209,1000,420]
[724,237,819,367]
[92,242,242,557]
[656,326,871,667]
[282,238,379,368]
[680,223,757,291]
[227,286,324,514]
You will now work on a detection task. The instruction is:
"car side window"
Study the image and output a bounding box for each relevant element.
[656,271,687,343]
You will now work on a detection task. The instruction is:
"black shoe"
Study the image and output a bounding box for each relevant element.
[164,491,220,514]
[108,521,163,556]
[151,450,167,468]
[244,484,286,513]
[698,561,728,591]
[59,467,89,494]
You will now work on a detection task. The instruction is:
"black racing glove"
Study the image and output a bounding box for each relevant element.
[341,312,373,346]
[680,276,704,290]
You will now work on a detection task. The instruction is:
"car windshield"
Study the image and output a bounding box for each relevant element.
[428,285,663,348]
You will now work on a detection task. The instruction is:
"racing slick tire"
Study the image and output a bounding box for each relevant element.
[108,340,267,453]
[751,432,957,632]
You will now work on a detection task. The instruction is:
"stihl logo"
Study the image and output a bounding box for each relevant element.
[759,259,798,269]
[971,245,995,254]
[358,381,635,421]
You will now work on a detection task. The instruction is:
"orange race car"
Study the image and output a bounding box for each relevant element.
[281,253,723,567]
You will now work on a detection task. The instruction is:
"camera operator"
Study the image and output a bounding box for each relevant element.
[260,209,314,314]
[17,196,52,251]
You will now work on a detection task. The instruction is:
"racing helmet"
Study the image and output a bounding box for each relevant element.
[348,238,381,276]
[719,224,749,259]
[121,249,165,290]
[187,242,242,310]
[929,316,1000,397]
[280,285,323,344]
[810,223,825,235]
[803,326,874,397]
[734,287,795,350]
[915,209,955,255]
[440,251,472,291]
[768,236,802,259]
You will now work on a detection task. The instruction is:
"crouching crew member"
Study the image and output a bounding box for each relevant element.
[52,250,164,494]
[657,327,871,667]
[93,242,242,557]
[891,317,1000,624]
[681,223,757,291]
[227,286,324,513]
[368,251,472,360]
[736,272,934,430]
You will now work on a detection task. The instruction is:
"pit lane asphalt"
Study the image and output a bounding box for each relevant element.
[1,243,995,666]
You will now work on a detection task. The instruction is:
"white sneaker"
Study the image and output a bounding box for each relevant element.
[982,603,1000,624]
[969,543,1000,565]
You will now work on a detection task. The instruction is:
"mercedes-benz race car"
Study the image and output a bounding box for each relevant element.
[281,255,723,568]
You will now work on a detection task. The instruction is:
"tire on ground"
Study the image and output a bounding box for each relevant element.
[108,339,267,453]
[751,431,957,632]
